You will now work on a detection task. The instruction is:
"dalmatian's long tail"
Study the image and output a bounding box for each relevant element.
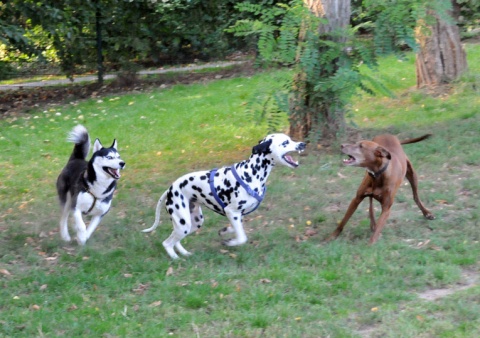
[142,190,168,233]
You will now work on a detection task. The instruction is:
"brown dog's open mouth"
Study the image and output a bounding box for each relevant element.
[343,155,356,165]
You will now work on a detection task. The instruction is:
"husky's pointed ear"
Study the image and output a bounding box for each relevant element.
[93,138,103,153]
[110,139,117,149]
[252,139,272,155]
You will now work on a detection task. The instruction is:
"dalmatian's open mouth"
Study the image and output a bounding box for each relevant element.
[104,167,122,179]
[283,151,303,168]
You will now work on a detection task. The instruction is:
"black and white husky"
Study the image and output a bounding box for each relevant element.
[56,125,125,245]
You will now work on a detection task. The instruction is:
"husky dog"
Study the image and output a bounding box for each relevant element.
[56,125,125,245]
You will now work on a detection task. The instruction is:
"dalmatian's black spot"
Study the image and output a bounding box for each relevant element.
[234,217,238,220]
[184,230,188,234]
[179,179,189,189]
[197,225,201,228]
[182,202,186,208]
[174,191,179,197]
[180,219,186,225]
[194,216,200,222]
[168,208,174,215]
[175,204,180,209]
[189,177,194,181]
[200,175,207,180]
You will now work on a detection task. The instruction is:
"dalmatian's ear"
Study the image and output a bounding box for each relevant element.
[252,139,272,155]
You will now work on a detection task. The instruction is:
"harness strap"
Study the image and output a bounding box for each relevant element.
[85,190,98,213]
[83,171,98,214]
[368,161,389,179]
[230,165,265,203]
[209,166,266,215]
[209,169,226,210]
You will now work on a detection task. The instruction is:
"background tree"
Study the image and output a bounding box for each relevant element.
[415,1,467,87]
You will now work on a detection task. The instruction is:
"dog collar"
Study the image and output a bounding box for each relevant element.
[368,162,389,179]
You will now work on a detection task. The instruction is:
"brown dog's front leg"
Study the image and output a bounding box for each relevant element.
[369,197,394,244]
[326,195,365,241]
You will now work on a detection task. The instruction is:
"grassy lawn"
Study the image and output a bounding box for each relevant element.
[1,44,479,337]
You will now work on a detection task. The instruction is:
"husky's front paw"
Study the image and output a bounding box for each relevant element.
[76,233,87,245]
[60,231,72,242]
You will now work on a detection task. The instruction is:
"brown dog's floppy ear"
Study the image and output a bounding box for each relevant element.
[374,146,391,160]
[252,139,272,155]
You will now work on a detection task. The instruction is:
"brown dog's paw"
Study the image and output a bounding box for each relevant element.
[425,213,435,220]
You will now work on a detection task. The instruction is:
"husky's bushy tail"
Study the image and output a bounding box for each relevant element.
[68,125,90,160]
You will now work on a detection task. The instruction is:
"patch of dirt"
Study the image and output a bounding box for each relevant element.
[0,62,257,118]
[417,269,479,301]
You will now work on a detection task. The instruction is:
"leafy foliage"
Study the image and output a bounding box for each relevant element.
[229,0,382,140]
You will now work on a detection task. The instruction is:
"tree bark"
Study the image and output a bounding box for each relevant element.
[288,0,351,141]
[415,1,467,88]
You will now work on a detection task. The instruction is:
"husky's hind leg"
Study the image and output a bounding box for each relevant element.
[59,194,72,242]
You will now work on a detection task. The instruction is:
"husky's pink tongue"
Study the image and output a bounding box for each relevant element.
[109,168,121,179]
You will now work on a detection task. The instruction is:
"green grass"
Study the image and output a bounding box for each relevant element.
[1,45,480,337]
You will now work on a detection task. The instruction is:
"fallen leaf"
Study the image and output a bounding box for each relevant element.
[259,278,271,284]
[0,269,11,276]
[149,300,162,307]
[124,273,133,278]
[166,266,174,276]
[371,307,379,312]
[31,304,41,311]
[68,304,78,311]
[39,284,47,291]
[304,229,318,237]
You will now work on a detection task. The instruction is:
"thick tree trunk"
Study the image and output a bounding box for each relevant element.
[415,2,467,88]
[289,0,351,141]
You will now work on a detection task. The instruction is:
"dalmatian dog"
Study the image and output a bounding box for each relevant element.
[142,133,306,259]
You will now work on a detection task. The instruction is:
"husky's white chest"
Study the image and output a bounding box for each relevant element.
[77,191,113,216]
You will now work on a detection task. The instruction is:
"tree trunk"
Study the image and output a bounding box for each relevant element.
[415,1,467,88]
[288,0,351,141]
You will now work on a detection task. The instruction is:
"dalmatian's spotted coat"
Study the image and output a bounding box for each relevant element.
[142,133,306,259]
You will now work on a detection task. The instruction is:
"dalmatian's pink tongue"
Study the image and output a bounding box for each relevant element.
[284,154,299,167]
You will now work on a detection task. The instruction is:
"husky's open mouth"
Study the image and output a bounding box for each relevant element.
[105,167,121,179]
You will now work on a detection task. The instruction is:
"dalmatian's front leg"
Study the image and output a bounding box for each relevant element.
[221,207,247,246]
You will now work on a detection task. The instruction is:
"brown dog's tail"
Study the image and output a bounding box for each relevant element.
[401,134,432,145]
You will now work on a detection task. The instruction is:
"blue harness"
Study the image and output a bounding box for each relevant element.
[209,165,266,215]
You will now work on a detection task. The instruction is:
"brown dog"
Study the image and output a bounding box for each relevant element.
[327,134,435,244]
